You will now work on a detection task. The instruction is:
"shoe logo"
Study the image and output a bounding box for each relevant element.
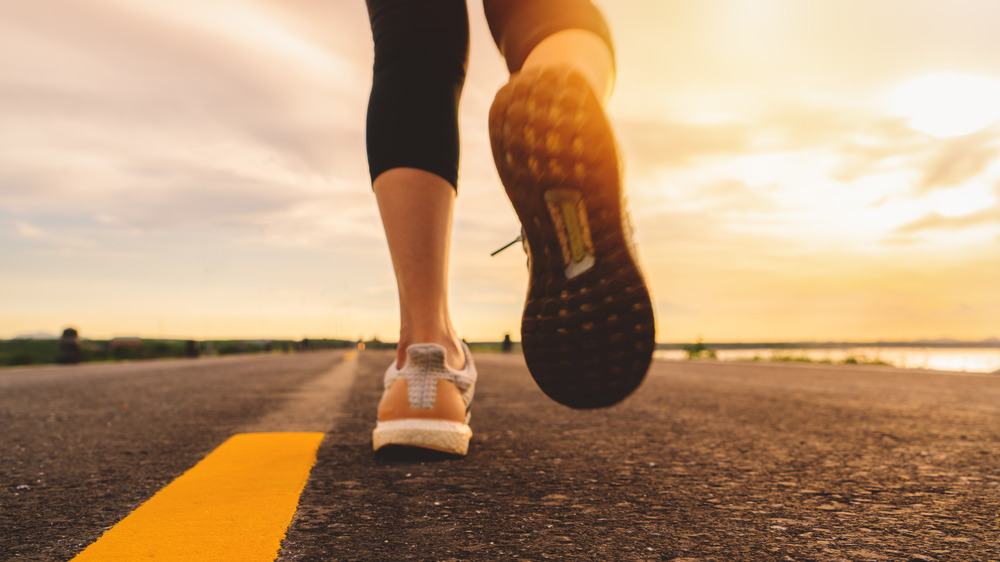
[544,188,595,279]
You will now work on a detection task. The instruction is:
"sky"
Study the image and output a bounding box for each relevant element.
[3,0,1000,343]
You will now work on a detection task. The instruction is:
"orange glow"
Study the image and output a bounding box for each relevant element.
[3,2,1000,344]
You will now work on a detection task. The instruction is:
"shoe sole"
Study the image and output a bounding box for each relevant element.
[489,66,656,409]
[372,419,472,456]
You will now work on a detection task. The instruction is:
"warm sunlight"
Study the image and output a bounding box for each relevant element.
[887,73,1000,138]
[5,1,1000,344]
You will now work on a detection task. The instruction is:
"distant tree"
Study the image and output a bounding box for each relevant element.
[684,337,717,360]
[56,327,82,364]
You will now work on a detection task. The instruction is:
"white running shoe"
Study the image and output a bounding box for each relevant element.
[372,342,476,456]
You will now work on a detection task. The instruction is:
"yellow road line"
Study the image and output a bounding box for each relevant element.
[72,432,324,562]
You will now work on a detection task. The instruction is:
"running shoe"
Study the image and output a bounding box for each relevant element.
[372,342,476,455]
[488,65,655,409]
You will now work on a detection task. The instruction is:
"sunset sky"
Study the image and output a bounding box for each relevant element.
[3,0,1000,343]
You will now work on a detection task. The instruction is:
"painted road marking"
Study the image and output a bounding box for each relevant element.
[72,432,324,562]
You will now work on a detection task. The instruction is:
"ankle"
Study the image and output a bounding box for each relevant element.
[396,330,466,371]
[521,29,615,104]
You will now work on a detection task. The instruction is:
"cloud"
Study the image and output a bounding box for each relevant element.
[14,221,46,239]
[829,118,926,182]
[620,99,897,181]
[617,99,857,171]
[9,219,95,249]
[112,169,301,229]
[0,0,375,242]
[919,128,1000,190]
[680,178,782,219]
[896,205,1000,234]
[830,120,1000,192]
[618,119,751,172]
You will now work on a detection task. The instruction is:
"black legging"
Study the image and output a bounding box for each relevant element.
[365,0,614,190]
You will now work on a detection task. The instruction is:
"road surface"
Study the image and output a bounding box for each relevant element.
[3,350,999,560]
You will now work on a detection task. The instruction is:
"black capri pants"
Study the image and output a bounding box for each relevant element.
[365,0,614,190]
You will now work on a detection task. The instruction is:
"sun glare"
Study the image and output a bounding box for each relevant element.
[888,73,1000,138]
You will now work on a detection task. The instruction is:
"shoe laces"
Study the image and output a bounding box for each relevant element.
[490,230,525,257]
[490,204,640,268]
[491,229,530,270]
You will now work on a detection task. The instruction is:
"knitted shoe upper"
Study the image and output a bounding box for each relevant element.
[383,342,477,410]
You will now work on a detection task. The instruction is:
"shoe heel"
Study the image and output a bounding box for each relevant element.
[373,419,472,456]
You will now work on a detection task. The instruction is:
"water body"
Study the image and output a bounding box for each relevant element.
[654,347,1000,374]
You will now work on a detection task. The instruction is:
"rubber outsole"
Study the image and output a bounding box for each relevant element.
[489,66,656,409]
[372,419,473,456]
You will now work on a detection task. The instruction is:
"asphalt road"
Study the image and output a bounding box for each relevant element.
[3,350,1000,561]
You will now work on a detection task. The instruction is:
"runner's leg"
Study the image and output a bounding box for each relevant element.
[365,0,470,370]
